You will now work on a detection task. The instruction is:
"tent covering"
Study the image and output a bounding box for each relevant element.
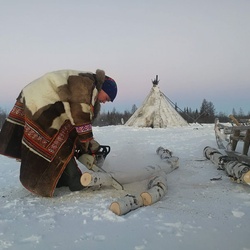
[125,84,188,128]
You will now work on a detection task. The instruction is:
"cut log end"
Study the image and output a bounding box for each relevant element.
[141,192,152,206]
[80,172,92,187]
[141,184,167,206]
[109,202,122,216]
[243,171,250,185]
[109,195,144,216]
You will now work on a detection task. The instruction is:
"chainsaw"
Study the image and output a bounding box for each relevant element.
[76,145,123,190]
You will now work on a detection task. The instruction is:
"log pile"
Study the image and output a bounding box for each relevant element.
[110,175,167,215]
[203,146,250,185]
[80,147,178,215]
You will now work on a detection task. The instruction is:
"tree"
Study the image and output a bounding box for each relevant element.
[199,99,215,123]
[232,108,237,116]
[200,99,208,116]
[131,104,137,114]
[207,101,215,117]
[238,108,245,117]
[174,102,178,110]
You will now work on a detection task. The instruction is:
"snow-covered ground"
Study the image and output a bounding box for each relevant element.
[1,124,250,250]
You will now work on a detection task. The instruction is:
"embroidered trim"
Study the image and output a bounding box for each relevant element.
[23,119,74,162]
[75,123,92,135]
[8,101,25,126]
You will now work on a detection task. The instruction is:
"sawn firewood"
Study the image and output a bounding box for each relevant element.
[109,175,167,216]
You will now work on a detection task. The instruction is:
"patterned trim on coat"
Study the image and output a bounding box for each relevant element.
[75,123,93,142]
[7,101,25,126]
[23,119,74,162]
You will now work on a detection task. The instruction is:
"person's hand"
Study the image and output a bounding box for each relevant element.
[88,139,100,153]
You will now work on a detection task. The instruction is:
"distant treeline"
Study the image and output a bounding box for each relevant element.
[0,99,249,129]
[93,99,249,126]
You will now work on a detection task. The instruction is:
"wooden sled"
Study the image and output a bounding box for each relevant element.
[214,116,250,165]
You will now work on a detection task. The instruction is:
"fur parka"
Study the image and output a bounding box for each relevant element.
[0,69,106,197]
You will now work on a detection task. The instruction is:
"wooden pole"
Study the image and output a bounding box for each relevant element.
[229,114,241,126]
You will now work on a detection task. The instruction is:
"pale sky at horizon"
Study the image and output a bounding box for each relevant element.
[1,0,249,115]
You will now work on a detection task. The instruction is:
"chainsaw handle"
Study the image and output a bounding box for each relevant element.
[75,144,110,159]
[95,145,110,158]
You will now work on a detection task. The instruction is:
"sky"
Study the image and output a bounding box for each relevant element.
[0,0,249,115]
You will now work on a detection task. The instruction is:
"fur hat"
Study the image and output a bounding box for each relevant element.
[102,77,117,102]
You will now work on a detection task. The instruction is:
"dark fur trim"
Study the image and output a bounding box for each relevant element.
[95,69,105,90]
[93,100,101,119]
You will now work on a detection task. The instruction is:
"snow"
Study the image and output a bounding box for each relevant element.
[1,124,250,250]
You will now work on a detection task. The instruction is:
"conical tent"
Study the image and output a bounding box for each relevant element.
[125,77,188,128]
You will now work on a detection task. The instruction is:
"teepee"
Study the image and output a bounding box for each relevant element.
[125,76,188,128]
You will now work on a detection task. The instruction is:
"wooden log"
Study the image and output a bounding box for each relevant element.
[203,146,223,165]
[109,194,143,216]
[204,146,250,185]
[156,146,172,159]
[147,175,167,189]
[110,175,168,215]
[141,176,167,206]
[141,184,167,206]
[242,170,250,185]
[80,172,113,187]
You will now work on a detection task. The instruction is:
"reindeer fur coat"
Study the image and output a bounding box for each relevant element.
[0,69,106,197]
